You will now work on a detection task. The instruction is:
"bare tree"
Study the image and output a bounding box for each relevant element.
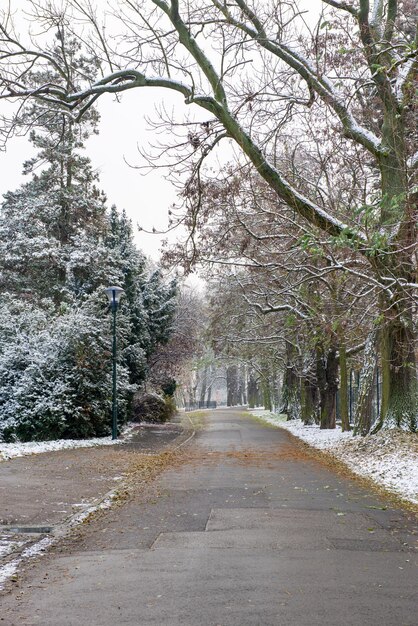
[147,284,204,390]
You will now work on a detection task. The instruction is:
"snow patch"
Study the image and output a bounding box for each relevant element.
[67,494,115,527]
[0,536,54,590]
[396,57,415,102]
[0,491,118,590]
[0,538,26,558]
[0,561,19,586]
[21,536,53,558]
[0,424,137,461]
[251,410,418,504]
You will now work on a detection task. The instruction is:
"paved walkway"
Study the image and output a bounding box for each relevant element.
[0,422,184,571]
[1,409,417,625]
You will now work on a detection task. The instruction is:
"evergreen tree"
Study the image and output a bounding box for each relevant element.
[0,293,131,442]
[0,60,109,302]
[107,207,177,387]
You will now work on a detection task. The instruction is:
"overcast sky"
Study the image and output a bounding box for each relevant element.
[0,0,323,261]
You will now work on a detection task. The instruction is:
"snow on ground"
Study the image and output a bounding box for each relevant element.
[68,494,116,527]
[0,561,19,587]
[251,410,418,505]
[0,424,136,461]
[0,492,118,590]
[20,537,54,559]
[0,538,27,559]
[0,536,55,590]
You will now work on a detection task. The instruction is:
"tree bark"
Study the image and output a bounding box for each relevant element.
[247,372,258,409]
[316,347,338,429]
[199,365,208,405]
[237,365,246,405]
[375,306,417,431]
[375,247,417,432]
[339,344,350,432]
[374,106,417,431]
[280,342,300,420]
[226,365,239,406]
[301,375,319,425]
[241,365,248,405]
[261,378,272,411]
[353,330,379,436]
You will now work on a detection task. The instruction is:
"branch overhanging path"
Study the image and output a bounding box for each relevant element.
[0,0,375,249]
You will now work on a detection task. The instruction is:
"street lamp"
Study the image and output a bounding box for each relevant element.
[105,286,124,440]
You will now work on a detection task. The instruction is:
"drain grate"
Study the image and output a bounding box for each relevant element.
[0,525,53,534]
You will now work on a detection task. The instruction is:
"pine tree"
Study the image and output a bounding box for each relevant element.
[0,33,111,303]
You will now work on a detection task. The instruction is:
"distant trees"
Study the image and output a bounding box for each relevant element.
[147,287,204,393]
[206,272,283,412]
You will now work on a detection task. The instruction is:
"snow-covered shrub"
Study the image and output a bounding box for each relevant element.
[0,294,132,441]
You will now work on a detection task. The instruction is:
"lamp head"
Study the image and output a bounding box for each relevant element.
[105,286,124,309]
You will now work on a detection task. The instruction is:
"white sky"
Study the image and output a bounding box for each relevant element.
[0,0,323,261]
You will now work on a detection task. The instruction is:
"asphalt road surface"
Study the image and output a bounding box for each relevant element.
[1,409,417,625]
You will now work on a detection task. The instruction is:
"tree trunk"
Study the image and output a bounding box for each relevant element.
[261,377,272,411]
[226,365,238,406]
[199,365,208,405]
[259,363,271,411]
[339,344,350,432]
[237,365,246,405]
[272,368,281,413]
[287,385,301,420]
[241,365,248,405]
[316,347,338,429]
[281,373,300,420]
[354,330,379,436]
[280,341,300,420]
[375,109,417,431]
[301,375,319,425]
[247,372,258,409]
[376,307,417,431]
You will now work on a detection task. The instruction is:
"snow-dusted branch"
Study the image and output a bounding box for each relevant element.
[1,3,372,244]
[321,0,358,16]
[241,292,309,321]
[212,0,383,157]
[408,151,418,170]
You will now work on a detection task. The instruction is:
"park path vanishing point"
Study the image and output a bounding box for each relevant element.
[1,408,417,626]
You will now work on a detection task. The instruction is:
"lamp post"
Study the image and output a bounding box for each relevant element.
[105,286,124,440]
